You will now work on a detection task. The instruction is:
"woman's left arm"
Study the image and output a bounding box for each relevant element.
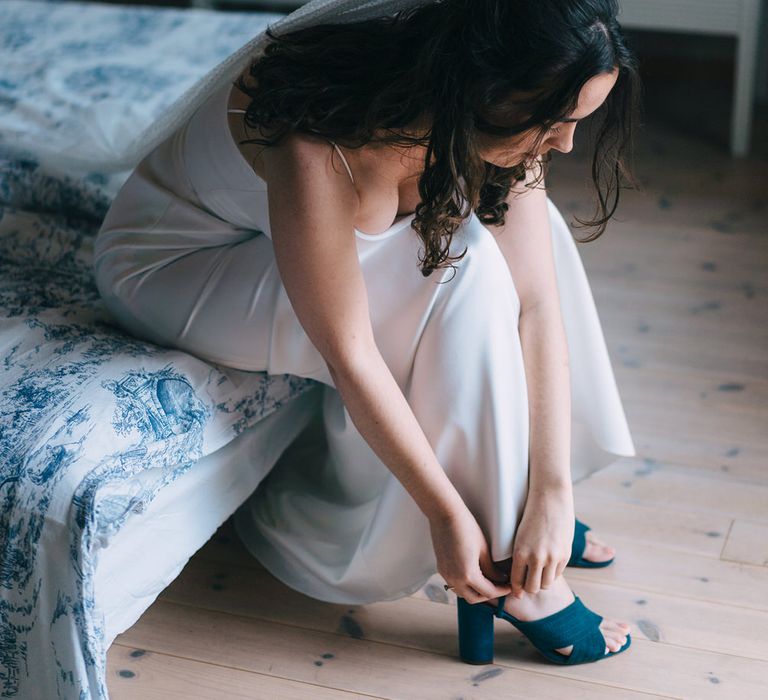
[485,163,575,594]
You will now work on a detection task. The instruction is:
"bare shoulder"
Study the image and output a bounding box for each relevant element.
[266,134,353,185]
[228,77,357,204]
[227,73,360,230]
[257,134,365,249]
[261,134,360,221]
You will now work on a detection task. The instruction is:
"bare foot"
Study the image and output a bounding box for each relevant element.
[483,575,630,657]
[580,529,616,564]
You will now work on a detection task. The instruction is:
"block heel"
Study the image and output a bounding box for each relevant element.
[456,595,496,664]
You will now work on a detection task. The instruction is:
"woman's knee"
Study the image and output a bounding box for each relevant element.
[445,212,521,317]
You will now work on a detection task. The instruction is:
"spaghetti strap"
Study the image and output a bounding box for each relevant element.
[328,140,356,184]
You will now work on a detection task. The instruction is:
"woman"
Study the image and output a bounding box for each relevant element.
[93,0,639,666]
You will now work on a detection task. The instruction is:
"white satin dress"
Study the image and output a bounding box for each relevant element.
[93,80,636,605]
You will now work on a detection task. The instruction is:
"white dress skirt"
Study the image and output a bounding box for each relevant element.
[93,80,636,605]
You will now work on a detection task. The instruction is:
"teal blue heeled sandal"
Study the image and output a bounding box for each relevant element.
[567,518,615,568]
[456,593,631,665]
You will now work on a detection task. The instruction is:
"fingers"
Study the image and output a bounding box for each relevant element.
[540,561,558,589]
[510,554,527,598]
[469,576,512,601]
[523,560,543,594]
[469,562,513,602]
[445,543,572,603]
[449,558,566,603]
[450,578,506,604]
[555,558,567,580]
[451,554,513,603]
[511,556,565,596]
[456,583,483,603]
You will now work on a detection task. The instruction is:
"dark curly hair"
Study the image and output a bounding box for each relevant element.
[233,0,642,277]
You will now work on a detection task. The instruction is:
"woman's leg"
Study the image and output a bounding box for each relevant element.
[235,201,632,665]
[95,226,288,373]
[234,211,535,603]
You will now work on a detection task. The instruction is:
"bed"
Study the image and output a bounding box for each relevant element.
[0,2,327,698]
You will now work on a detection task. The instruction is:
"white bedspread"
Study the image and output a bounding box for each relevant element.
[0,2,325,698]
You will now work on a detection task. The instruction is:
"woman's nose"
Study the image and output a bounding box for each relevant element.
[549,130,574,154]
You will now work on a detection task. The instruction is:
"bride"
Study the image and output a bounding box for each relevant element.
[94,0,640,666]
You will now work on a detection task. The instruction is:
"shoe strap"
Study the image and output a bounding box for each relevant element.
[570,519,591,563]
[494,595,506,618]
[495,593,615,664]
[507,595,603,647]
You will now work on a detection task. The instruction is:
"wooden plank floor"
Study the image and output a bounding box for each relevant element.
[108,117,768,698]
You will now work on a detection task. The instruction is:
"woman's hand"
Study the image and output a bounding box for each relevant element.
[429,504,513,603]
[508,487,575,597]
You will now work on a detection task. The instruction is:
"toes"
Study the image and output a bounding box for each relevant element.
[559,620,629,658]
[600,621,629,652]
[590,538,615,554]
[610,632,628,651]
[583,540,614,563]
[585,532,615,553]
[609,619,632,634]
[605,619,631,634]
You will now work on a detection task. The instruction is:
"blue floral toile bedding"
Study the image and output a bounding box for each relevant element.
[0,2,317,698]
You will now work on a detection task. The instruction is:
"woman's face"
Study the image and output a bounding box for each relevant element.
[478,67,620,168]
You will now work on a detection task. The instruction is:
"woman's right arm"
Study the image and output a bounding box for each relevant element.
[261,135,512,601]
